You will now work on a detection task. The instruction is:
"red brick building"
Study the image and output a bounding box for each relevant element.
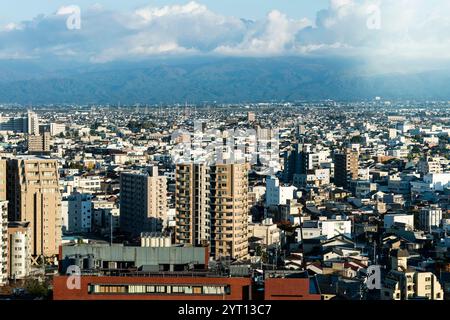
[53,275,252,300]
[264,278,321,300]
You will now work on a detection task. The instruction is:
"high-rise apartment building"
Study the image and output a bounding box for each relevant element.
[175,161,249,260]
[334,148,359,189]
[68,192,93,233]
[210,162,249,260]
[175,163,210,246]
[7,221,30,280]
[27,132,51,154]
[0,201,7,286]
[7,157,61,262]
[0,159,6,201]
[120,167,167,237]
[283,144,324,183]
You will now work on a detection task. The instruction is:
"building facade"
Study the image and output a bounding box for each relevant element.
[419,205,443,232]
[0,201,7,286]
[27,132,51,154]
[175,161,249,260]
[7,157,62,261]
[120,167,167,237]
[175,163,210,246]
[334,148,359,189]
[68,192,93,233]
[210,163,249,260]
[7,221,30,280]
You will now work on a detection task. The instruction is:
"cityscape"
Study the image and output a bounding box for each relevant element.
[0,101,448,301]
[0,0,449,307]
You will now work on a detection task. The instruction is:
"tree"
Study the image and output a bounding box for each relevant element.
[25,279,50,298]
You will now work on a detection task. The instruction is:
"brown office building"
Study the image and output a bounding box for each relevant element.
[7,157,61,263]
[334,148,359,190]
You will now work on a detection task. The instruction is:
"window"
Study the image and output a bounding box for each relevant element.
[156,286,165,293]
[193,287,202,294]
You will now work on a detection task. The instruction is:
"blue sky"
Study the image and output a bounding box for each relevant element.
[0,0,449,74]
[0,0,329,24]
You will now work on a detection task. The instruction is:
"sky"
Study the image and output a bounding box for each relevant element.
[0,0,449,74]
[0,1,329,23]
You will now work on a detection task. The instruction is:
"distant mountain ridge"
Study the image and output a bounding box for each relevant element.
[0,57,449,104]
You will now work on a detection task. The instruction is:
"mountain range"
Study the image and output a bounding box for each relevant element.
[0,57,449,104]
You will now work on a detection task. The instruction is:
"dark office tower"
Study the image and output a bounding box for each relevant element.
[283,144,301,183]
[334,148,359,189]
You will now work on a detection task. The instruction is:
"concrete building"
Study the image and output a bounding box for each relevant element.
[0,111,39,134]
[384,214,415,230]
[92,199,120,236]
[7,221,30,280]
[61,199,69,233]
[64,175,102,194]
[419,205,443,232]
[411,173,450,193]
[302,217,352,240]
[334,148,359,189]
[7,157,62,262]
[320,218,353,240]
[175,161,249,260]
[293,169,330,188]
[283,144,327,183]
[209,162,249,260]
[247,112,256,123]
[59,243,209,273]
[266,176,297,207]
[120,167,167,237]
[248,218,280,247]
[382,270,444,300]
[53,274,252,300]
[382,249,444,300]
[0,159,6,201]
[27,132,51,154]
[0,201,7,286]
[68,192,93,233]
[417,157,442,175]
[50,123,66,136]
[175,163,210,246]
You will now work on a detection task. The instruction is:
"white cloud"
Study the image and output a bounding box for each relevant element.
[135,1,208,22]
[0,0,449,73]
[56,5,81,16]
[215,10,311,56]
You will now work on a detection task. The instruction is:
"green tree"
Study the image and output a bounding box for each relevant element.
[25,279,50,298]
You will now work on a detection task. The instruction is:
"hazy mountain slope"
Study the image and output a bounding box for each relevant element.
[0,58,448,104]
